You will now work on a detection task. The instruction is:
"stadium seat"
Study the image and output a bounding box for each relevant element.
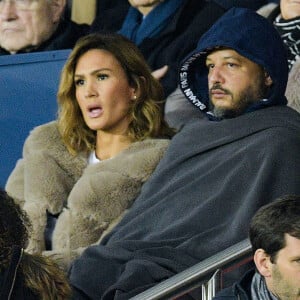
[0,49,70,187]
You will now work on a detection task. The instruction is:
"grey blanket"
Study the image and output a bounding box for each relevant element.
[69,106,300,300]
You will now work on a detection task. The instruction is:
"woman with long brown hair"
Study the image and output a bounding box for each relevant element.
[6,32,174,268]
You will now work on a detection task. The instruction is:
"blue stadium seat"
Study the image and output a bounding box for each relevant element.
[0,50,71,188]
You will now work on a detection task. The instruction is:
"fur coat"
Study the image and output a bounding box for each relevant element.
[5,121,170,255]
[257,3,300,114]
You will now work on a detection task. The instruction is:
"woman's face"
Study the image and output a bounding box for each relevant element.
[74,49,136,136]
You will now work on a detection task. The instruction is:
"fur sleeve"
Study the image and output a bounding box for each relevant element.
[52,139,170,252]
[6,121,87,253]
[5,159,25,207]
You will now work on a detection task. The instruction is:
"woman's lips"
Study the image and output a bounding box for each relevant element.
[87,105,103,118]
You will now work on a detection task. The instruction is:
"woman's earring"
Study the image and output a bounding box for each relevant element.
[133,95,137,100]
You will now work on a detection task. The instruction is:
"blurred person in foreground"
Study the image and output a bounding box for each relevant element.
[0,188,71,299]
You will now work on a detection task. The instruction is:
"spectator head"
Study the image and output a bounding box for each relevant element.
[57,32,173,155]
[0,188,71,299]
[250,195,300,299]
[0,0,66,54]
[280,0,300,20]
[204,47,272,119]
[179,7,288,120]
[0,189,30,262]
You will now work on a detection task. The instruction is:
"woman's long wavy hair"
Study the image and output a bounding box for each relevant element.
[57,32,174,155]
[0,190,29,269]
[0,190,71,299]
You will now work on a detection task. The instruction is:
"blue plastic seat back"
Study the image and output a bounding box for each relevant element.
[0,49,71,188]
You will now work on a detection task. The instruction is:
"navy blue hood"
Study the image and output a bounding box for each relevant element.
[179,7,288,117]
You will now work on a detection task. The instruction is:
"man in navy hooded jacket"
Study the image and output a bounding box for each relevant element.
[68,8,300,300]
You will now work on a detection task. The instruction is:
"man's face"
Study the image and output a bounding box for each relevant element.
[267,234,300,300]
[280,0,300,20]
[206,49,271,119]
[0,0,63,54]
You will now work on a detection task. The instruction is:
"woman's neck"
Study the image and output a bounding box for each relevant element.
[95,133,133,160]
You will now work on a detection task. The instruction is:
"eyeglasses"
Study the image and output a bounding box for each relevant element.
[0,0,34,10]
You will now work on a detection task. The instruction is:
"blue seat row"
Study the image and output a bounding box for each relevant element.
[0,50,70,187]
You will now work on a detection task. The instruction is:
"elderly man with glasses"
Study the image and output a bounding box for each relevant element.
[0,0,89,55]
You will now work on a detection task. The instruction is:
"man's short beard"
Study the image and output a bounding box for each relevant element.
[209,88,260,119]
[211,105,240,119]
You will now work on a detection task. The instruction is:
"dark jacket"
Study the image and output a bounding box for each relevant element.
[213,270,254,300]
[91,0,268,97]
[179,7,288,118]
[69,104,300,300]
[0,19,89,55]
[92,0,130,32]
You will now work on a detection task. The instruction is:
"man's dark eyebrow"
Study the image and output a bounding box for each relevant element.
[206,55,242,62]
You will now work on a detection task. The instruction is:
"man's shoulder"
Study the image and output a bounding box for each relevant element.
[213,269,254,300]
[42,19,90,51]
[260,105,300,121]
[181,105,300,133]
[213,286,248,300]
[67,20,90,34]
[172,106,300,157]
[257,106,300,137]
[213,286,237,299]
[196,106,299,132]
[242,106,300,149]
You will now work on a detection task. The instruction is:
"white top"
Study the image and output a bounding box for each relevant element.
[88,151,101,165]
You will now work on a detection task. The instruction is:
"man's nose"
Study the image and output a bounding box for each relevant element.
[208,67,225,85]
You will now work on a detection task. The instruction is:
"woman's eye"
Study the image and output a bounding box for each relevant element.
[206,64,214,69]
[75,79,85,86]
